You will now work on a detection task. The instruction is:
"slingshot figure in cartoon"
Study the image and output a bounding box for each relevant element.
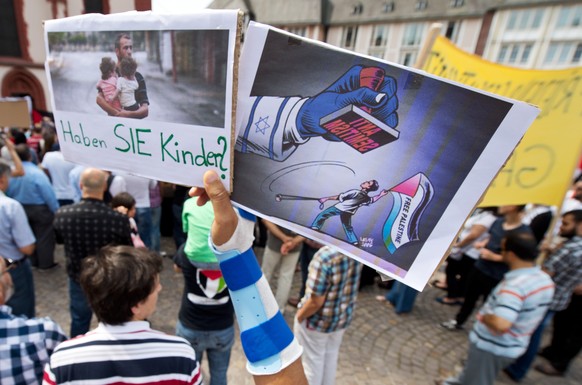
[275,173,435,253]
[308,180,389,246]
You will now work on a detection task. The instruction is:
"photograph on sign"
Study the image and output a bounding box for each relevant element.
[44,11,240,190]
[231,23,540,290]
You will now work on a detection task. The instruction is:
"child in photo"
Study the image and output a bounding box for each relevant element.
[111,192,146,248]
[96,57,121,110]
[109,57,140,111]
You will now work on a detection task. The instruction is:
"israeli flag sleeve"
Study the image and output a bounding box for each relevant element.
[236,96,309,162]
[210,209,303,375]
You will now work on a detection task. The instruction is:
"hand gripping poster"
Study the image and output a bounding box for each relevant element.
[44,11,241,190]
[232,23,540,290]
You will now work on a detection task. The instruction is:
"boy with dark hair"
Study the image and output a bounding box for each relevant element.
[43,246,202,385]
[438,232,554,385]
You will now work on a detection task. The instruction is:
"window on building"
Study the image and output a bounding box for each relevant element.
[574,6,582,26]
[573,43,582,63]
[544,43,558,63]
[352,3,363,15]
[543,42,581,65]
[507,8,544,30]
[518,10,532,30]
[383,2,395,13]
[371,25,388,47]
[0,0,22,57]
[508,45,519,63]
[401,51,417,66]
[369,25,388,58]
[341,26,358,50]
[84,0,104,13]
[415,1,428,11]
[450,0,464,8]
[498,43,533,65]
[532,9,544,28]
[558,43,573,63]
[507,11,518,30]
[444,21,460,42]
[400,51,417,67]
[556,5,582,28]
[402,23,424,46]
[497,45,508,62]
[521,44,532,63]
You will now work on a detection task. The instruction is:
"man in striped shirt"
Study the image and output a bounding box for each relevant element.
[439,232,554,385]
[43,246,202,385]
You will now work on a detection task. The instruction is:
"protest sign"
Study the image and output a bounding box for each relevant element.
[231,23,540,290]
[44,10,240,190]
[425,36,582,207]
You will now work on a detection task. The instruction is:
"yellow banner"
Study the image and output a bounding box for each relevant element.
[424,36,582,207]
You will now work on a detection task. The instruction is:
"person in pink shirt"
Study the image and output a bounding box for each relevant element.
[96,57,121,111]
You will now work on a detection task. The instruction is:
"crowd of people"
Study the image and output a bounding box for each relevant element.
[1,120,581,385]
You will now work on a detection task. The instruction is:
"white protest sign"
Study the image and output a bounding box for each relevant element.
[44,10,240,189]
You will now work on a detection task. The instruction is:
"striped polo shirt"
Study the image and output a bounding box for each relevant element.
[470,266,554,358]
[43,321,202,385]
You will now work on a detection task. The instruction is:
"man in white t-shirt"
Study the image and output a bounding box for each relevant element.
[114,172,156,250]
[41,148,76,206]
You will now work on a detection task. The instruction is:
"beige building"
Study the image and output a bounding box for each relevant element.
[2,0,580,117]
[211,0,581,69]
[483,1,582,69]
[0,0,150,115]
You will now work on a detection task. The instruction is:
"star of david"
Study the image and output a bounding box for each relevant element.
[255,116,270,134]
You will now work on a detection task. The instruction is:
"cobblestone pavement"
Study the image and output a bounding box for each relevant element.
[35,240,581,385]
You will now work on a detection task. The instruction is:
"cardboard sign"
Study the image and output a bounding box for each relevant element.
[44,10,240,190]
[231,23,540,290]
[0,98,31,128]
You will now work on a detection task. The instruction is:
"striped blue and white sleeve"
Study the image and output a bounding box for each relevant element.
[210,209,303,375]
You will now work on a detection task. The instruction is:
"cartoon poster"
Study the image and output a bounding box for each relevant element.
[44,11,240,190]
[231,23,540,290]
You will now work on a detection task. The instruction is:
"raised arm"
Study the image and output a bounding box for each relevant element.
[191,171,307,385]
[3,139,24,177]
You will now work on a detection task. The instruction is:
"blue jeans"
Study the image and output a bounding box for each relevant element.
[150,206,162,252]
[311,207,357,244]
[505,310,555,380]
[136,207,153,250]
[6,259,35,318]
[176,320,234,385]
[385,281,418,314]
[69,278,93,337]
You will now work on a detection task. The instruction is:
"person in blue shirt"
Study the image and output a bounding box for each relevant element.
[6,144,58,271]
[0,159,36,317]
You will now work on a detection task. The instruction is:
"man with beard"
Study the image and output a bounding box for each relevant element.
[96,33,149,119]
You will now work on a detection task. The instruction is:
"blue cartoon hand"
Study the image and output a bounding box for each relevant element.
[296,65,399,141]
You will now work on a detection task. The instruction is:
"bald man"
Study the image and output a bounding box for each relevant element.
[54,168,132,337]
